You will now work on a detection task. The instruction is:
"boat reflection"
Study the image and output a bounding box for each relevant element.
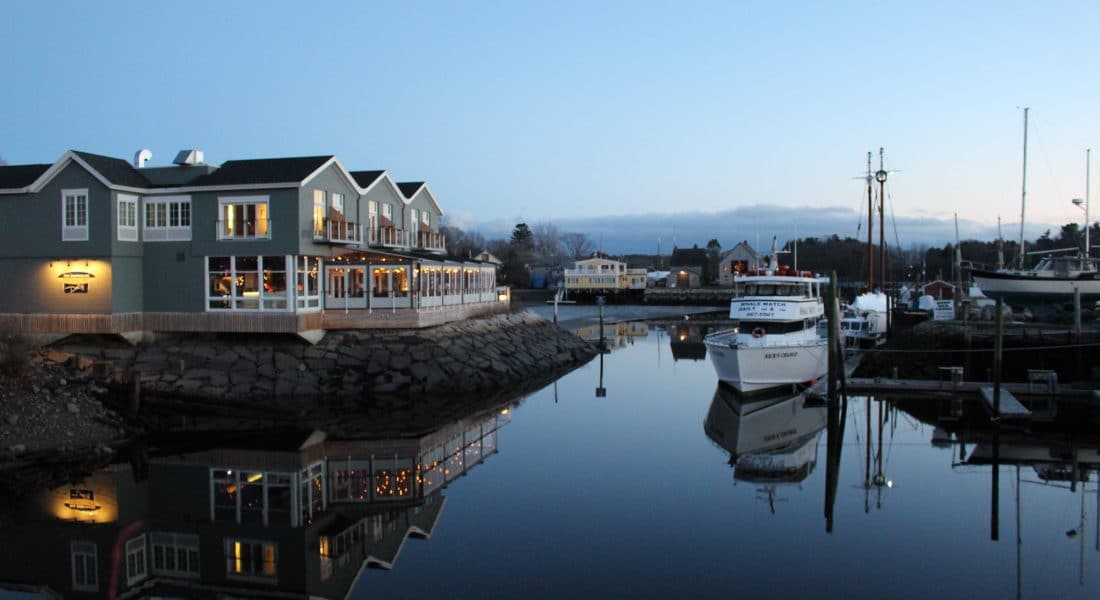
[0,401,512,599]
[704,384,827,511]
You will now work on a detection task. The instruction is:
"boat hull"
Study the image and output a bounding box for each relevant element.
[971,270,1100,307]
[704,336,828,393]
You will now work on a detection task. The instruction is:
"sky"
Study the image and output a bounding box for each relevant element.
[2,1,1099,252]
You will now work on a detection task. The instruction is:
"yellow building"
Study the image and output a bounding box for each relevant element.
[563,257,647,296]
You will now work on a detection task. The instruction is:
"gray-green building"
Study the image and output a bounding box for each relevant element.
[0,149,504,342]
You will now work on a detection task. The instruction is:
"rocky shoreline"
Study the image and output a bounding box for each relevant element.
[55,310,597,410]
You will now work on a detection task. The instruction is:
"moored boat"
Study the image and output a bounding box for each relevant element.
[703,239,828,393]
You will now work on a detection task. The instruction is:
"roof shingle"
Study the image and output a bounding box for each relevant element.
[72,151,151,188]
[187,156,333,186]
[397,181,425,198]
[350,170,386,188]
[0,163,52,189]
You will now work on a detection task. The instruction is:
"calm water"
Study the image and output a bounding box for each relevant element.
[2,313,1098,599]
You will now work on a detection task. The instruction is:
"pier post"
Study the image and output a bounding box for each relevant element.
[827,271,838,401]
[993,297,1003,418]
[1074,287,1082,337]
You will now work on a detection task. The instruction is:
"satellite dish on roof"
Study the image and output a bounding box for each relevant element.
[134,149,152,168]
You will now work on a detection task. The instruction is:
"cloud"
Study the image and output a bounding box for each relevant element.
[467,204,1063,253]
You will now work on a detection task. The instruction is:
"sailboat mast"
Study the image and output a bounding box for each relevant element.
[866,152,874,291]
[878,148,887,293]
[1018,107,1029,269]
[1086,148,1091,259]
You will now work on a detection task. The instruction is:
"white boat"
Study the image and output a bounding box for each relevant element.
[840,291,888,348]
[703,384,827,485]
[971,254,1100,308]
[971,111,1100,308]
[703,239,828,393]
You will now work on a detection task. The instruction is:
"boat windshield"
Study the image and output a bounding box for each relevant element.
[743,283,809,297]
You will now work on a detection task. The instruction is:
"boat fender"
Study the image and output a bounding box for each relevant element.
[751,327,765,338]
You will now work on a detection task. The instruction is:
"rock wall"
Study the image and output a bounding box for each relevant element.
[57,312,596,408]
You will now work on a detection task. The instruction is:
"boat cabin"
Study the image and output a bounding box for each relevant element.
[735,279,821,299]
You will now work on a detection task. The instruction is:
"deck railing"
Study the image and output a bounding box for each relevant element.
[315,219,363,245]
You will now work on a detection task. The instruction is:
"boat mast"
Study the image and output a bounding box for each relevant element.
[875,148,888,293]
[866,152,874,291]
[1086,148,1091,259]
[1018,107,1029,269]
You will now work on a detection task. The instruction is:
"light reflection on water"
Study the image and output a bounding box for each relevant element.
[1,318,1098,599]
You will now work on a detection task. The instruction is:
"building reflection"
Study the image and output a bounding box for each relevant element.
[573,320,648,351]
[704,384,827,512]
[0,402,511,599]
[666,324,709,362]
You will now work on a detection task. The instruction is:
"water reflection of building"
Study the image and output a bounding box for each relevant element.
[0,405,510,599]
[704,384,827,510]
[666,324,708,361]
[573,320,648,350]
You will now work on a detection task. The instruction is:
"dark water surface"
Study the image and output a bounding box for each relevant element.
[2,319,1098,599]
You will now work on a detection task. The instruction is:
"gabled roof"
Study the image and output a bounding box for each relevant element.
[188,155,334,186]
[350,170,386,188]
[0,163,51,189]
[72,151,151,187]
[670,247,708,267]
[397,181,425,198]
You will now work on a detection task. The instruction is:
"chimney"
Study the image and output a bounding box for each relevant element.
[134,149,152,168]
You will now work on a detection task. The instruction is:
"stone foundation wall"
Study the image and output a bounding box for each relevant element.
[57,312,596,406]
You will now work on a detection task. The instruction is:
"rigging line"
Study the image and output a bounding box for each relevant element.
[856,340,1100,354]
[887,187,903,257]
[1029,118,1067,209]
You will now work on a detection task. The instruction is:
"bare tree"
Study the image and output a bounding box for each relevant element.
[560,231,594,260]
[530,222,563,265]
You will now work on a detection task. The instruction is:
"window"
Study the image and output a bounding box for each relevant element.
[299,462,325,525]
[207,256,289,311]
[144,196,191,241]
[312,190,325,238]
[421,210,430,226]
[226,539,277,579]
[117,194,138,241]
[125,535,147,586]
[71,541,98,591]
[151,533,199,578]
[381,203,392,222]
[296,256,321,310]
[331,192,344,216]
[62,188,89,241]
[410,208,419,228]
[211,469,294,526]
[218,196,269,240]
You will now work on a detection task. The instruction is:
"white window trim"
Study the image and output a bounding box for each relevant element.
[151,532,200,578]
[62,188,89,242]
[71,540,98,592]
[144,195,192,241]
[205,255,293,312]
[125,534,148,586]
[117,194,139,242]
[217,195,271,241]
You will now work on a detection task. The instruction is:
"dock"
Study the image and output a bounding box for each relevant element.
[977,386,1031,419]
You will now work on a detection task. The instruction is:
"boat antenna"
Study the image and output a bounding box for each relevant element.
[1018,107,1029,269]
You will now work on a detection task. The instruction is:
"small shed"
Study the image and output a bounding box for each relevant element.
[921,279,956,300]
[668,248,708,288]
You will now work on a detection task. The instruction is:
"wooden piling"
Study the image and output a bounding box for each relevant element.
[993,297,1003,418]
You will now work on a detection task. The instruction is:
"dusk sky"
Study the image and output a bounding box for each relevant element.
[3,1,1099,252]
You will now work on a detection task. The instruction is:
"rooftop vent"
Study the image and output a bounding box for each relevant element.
[173,149,205,166]
[134,149,152,168]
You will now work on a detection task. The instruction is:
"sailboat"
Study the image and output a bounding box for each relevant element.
[842,150,890,347]
[972,109,1100,307]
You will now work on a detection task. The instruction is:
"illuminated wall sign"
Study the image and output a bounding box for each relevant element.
[64,283,89,294]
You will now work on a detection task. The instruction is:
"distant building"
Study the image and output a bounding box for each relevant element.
[921,279,956,300]
[718,241,761,286]
[563,256,646,296]
[668,247,708,288]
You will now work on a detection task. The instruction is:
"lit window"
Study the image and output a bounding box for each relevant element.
[207,255,290,311]
[313,190,325,238]
[144,196,191,241]
[62,188,89,241]
[225,539,277,579]
[117,194,138,241]
[218,196,269,240]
